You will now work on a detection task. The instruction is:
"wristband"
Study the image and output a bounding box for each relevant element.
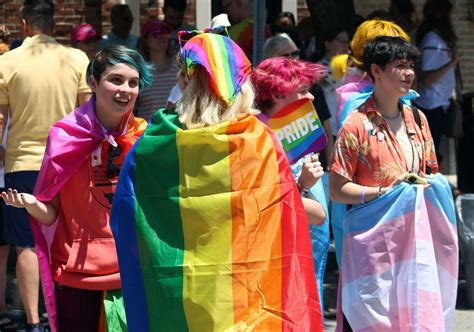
[377,185,382,198]
[297,181,312,199]
[360,186,367,204]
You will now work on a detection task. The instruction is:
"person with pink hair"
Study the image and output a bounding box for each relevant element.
[251,57,326,225]
[251,57,330,314]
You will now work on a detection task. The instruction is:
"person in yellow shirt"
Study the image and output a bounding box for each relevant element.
[0,1,91,331]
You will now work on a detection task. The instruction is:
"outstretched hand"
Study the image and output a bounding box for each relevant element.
[1,188,38,208]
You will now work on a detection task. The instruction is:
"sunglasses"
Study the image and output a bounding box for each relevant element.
[281,50,300,58]
[106,144,122,180]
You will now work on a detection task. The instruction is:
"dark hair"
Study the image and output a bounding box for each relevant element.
[110,4,131,21]
[415,0,456,48]
[312,27,349,61]
[276,12,296,27]
[363,36,419,80]
[20,0,54,31]
[366,9,393,21]
[87,45,153,90]
[164,0,187,12]
[390,0,415,17]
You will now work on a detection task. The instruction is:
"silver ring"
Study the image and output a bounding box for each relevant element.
[310,155,315,162]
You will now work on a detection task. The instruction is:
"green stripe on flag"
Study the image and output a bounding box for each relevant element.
[134,110,188,331]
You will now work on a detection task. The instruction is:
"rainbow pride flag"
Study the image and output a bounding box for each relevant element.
[268,98,327,164]
[181,33,251,106]
[111,110,323,331]
[338,174,458,331]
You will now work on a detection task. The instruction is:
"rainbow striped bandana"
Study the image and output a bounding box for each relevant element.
[111,109,323,332]
[180,32,251,105]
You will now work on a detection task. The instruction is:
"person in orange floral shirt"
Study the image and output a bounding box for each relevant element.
[330,36,438,205]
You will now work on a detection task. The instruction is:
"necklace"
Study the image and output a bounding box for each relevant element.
[382,111,401,120]
[401,117,416,173]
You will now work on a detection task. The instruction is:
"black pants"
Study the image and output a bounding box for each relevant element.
[55,284,102,332]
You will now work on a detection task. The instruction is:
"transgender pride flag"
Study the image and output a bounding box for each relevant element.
[339,174,458,331]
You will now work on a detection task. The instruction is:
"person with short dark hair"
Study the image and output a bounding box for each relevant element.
[330,36,449,331]
[0,1,91,330]
[99,4,138,50]
[2,45,152,331]
[331,35,433,215]
[163,0,195,54]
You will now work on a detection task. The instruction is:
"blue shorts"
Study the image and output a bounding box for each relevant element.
[0,190,6,246]
[3,171,39,248]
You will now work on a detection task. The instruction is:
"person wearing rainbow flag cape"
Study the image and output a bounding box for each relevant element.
[1,45,152,332]
[111,31,324,331]
[330,36,458,331]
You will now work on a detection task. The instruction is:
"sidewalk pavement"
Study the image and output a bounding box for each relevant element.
[324,310,474,331]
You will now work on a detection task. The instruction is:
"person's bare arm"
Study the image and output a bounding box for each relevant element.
[298,154,326,225]
[420,49,461,88]
[77,93,92,106]
[329,171,404,205]
[1,189,59,226]
[302,197,326,225]
[0,105,8,163]
[322,119,334,167]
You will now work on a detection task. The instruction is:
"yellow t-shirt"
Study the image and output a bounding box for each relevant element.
[0,34,91,172]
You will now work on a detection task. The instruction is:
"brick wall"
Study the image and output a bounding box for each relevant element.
[0,0,87,44]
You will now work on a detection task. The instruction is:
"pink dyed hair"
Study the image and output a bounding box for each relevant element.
[250,57,326,112]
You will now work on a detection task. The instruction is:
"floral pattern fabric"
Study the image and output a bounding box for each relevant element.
[330,96,438,187]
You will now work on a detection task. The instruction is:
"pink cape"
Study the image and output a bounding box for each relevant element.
[335,72,372,125]
[29,97,146,332]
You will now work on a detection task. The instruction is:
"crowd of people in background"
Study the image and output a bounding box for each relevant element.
[0,0,462,331]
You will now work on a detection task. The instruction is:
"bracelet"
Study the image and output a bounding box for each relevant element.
[297,181,312,198]
[377,185,382,198]
[360,186,367,204]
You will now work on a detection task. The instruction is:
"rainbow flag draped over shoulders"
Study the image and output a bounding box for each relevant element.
[338,174,458,332]
[111,109,323,332]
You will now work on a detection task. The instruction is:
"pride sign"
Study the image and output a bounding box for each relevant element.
[268,98,327,164]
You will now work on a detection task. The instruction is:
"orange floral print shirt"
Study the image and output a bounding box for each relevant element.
[330,96,438,187]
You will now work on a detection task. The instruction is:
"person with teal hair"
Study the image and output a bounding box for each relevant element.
[2,45,152,332]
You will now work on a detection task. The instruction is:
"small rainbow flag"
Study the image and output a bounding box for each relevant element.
[338,174,458,331]
[181,33,251,106]
[111,110,323,332]
[268,98,327,164]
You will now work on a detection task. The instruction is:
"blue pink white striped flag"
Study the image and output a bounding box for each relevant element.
[338,174,458,331]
